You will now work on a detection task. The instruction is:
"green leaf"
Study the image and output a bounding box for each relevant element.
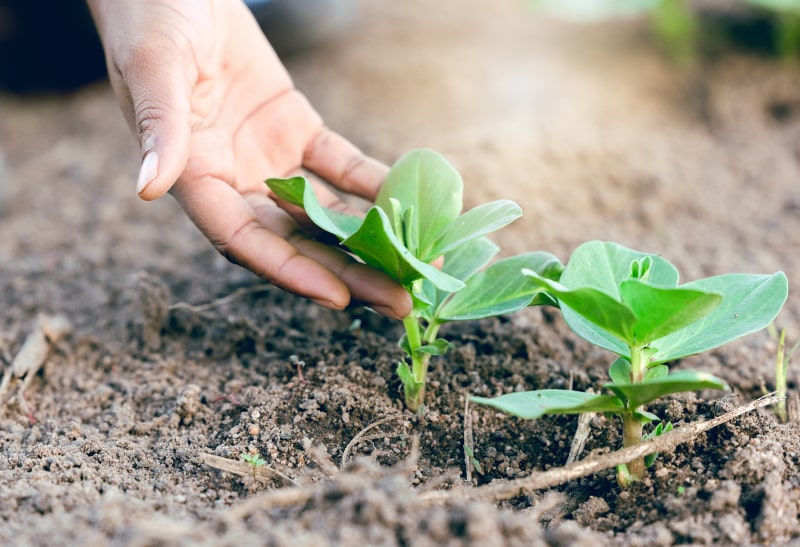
[341,207,464,292]
[605,369,729,408]
[648,272,789,363]
[609,358,632,384]
[437,252,564,322]
[471,390,625,419]
[396,361,415,387]
[266,176,363,238]
[619,280,723,345]
[644,421,673,468]
[421,237,500,314]
[539,242,788,364]
[427,200,522,260]
[376,149,463,258]
[414,338,450,356]
[522,271,638,346]
[646,364,669,380]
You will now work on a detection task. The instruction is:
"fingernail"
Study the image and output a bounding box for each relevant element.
[370,304,403,320]
[311,297,342,310]
[136,152,159,195]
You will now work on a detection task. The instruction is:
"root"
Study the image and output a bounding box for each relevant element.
[340,415,406,469]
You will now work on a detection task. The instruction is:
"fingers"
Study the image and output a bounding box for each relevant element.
[171,175,352,308]
[303,127,389,201]
[91,1,197,201]
[121,47,194,201]
[171,176,411,318]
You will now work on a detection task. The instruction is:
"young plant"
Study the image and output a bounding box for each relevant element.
[240,452,267,480]
[473,241,788,485]
[771,327,799,422]
[266,149,562,413]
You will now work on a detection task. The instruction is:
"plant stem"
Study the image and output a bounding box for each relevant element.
[402,315,428,413]
[776,328,787,422]
[620,344,648,481]
[621,412,645,478]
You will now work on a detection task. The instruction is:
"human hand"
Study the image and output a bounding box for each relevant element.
[86,0,411,318]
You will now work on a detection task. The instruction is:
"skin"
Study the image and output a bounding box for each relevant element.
[86,0,411,319]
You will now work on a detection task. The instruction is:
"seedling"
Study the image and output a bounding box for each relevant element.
[770,326,799,422]
[266,149,562,412]
[473,241,788,485]
[240,452,267,480]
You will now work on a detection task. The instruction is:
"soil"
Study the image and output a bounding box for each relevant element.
[2,1,800,545]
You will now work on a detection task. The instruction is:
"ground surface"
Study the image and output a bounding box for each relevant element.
[1,1,800,545]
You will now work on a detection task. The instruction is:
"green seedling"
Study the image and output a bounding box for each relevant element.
[266,149,562,413]
[240,453,267,481]
[473,241,788,485]
[771,327,799,422]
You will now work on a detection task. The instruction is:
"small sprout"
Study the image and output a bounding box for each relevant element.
[240,452,267,481]
[677,485,686,495]
[289,354,306,384]
[267,149,563,412]
[473,241,788,486]
[772,327,799,422]
[464,444,483,475]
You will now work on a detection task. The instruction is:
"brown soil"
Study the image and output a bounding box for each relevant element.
[2,1,800,545]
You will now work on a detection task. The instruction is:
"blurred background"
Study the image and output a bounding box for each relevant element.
[0,0,797,93]
[0,0,798,326]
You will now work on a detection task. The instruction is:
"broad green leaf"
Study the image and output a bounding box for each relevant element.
[522,271,638,345]
[437,252,564,322]
[543,242,788,364]
[442,237,500,282]
[647,272,789,363]
[421,237,500,314]
[342,207,464,292]
[559,241,680,295]
[471,390,625,419]
[266,176,363,238]
[376,149,463,259]
[619,280,722,345]
[606,369,729,408]
[426,200,522,261]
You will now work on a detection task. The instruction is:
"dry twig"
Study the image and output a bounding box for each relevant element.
[168,285,273,313]
[340,415,405,469]
[0,314,71,420]
[420,393,781,504]
[463,395,476,483]
[198,453,299,487]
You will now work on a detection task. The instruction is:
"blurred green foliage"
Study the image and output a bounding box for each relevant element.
[529,0,800,63]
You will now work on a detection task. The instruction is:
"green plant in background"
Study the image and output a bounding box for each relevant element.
[266,149,563,413]
[473,241,788,485]
[770,326,799,422]
[528,0,800,62]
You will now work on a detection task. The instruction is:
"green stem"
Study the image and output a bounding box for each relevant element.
[402,315,428,413]
[619,344,648,483]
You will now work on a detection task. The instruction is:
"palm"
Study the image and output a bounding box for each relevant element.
[90,0,409,318]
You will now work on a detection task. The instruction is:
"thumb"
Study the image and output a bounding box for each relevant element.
[125,51,194,201]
